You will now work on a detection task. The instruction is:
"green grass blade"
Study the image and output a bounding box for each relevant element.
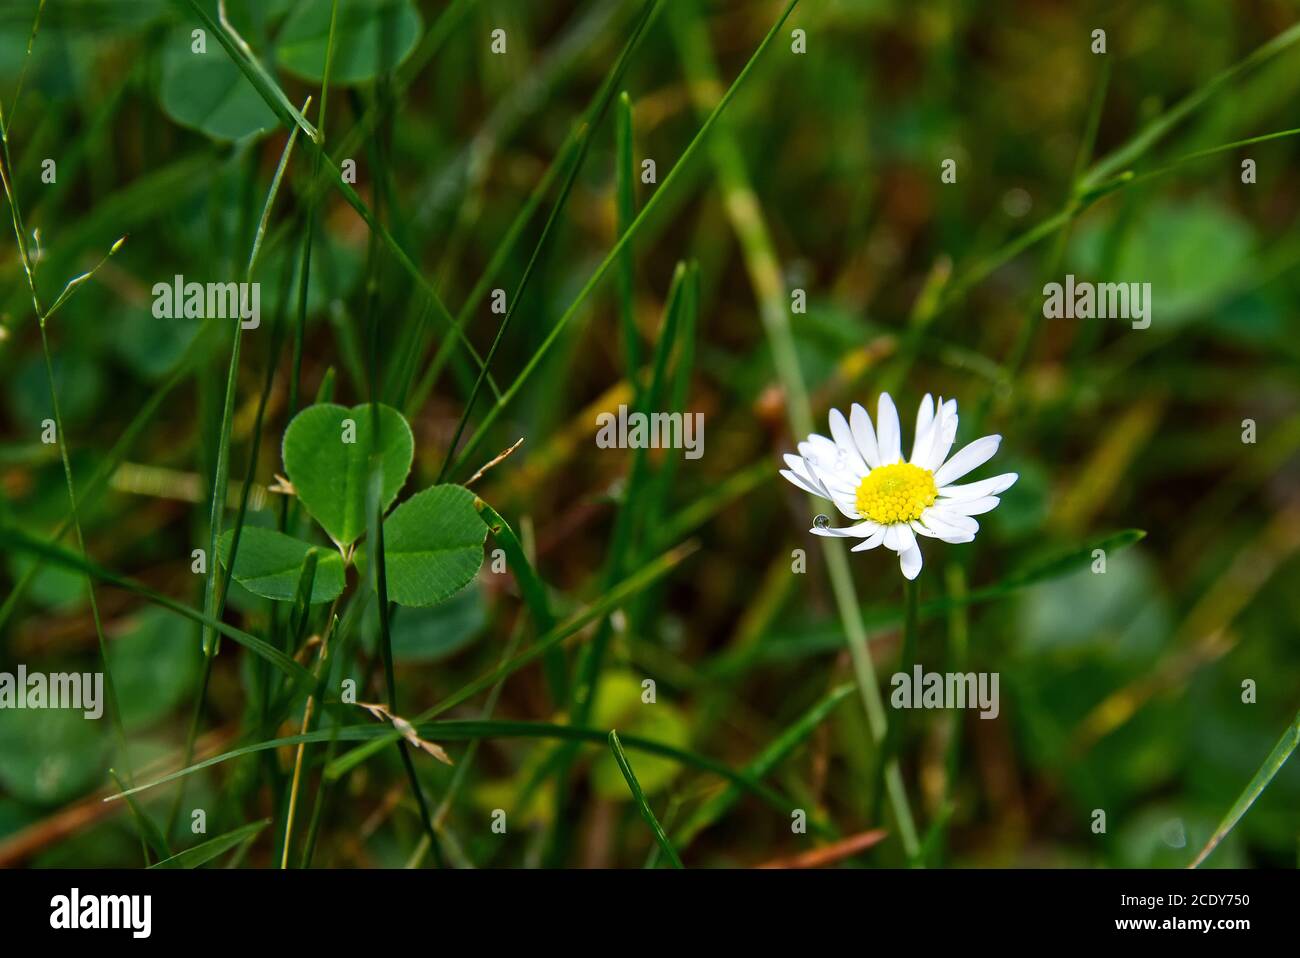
[615,90,641,407]
[149,819,270,869]
[109,768,171,865]
[474,498,565,702]
[608,730,684,868]
[1190,707,1300,868]
[474,499,555,632]
[288,548,320,650]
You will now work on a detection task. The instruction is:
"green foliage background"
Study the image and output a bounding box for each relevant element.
[0,0,1298,869]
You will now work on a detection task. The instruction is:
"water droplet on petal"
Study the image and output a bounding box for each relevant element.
[813,514,830,529]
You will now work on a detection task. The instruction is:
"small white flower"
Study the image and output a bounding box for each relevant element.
[780,392,1017,581]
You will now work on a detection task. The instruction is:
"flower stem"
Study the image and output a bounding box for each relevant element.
[871,576,920,855]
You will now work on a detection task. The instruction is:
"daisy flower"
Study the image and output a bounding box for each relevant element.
[780,392,1016,580]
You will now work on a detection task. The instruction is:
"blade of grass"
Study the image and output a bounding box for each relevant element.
[421,518,547,867]
[403,3,628,416]
[474,498,565,703]
[282,598,339,870]
[299,590,372,867]
[1,0,46,139]
[628,261,699,632]
[199,107,306,660]
[360,48,446,868]
[473,499,555,633]
[149,818,270,869]
[411,543,540,868]
[109,768,169,866]
[615,90,642,407]
[977,59,1109,426]
[174,110,306,833]
[943,14,1300,315]
[871,577,919,823]
[608,730,684,868]
[931,563,968,866]
[1190,706,1300,868]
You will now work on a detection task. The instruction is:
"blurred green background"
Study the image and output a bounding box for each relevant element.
[1,0,1299,868]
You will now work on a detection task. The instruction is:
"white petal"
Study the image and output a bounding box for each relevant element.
[851,527,887,551]
[812,519,882,538]
[829,491,860,520]
[798,434,841,470]
[892,522,917,553]
[918,509,969,542]
[818,472,860,498]
[876,393,902,464]
[910,519,940,538]
[849,403,880,468]
[882,524,899,551]
[782,454,829,493]
[930,507,979,534]
[938,472,1018,500]
[798,436,862,492]
[933,434,1002,486]
[780,468,827,499]
[899,543,923,580]
[795,444,847,496]
[801,456,844,498]
[920,507,978,542]
[828,408,868,474]
[942,496,999,516]
[919,398,958,471]
[910,394,934,462]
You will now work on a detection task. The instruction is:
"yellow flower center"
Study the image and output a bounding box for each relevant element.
[855,462,937,524]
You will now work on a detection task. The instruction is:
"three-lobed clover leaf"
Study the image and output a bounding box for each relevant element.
[221,403,487,609]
